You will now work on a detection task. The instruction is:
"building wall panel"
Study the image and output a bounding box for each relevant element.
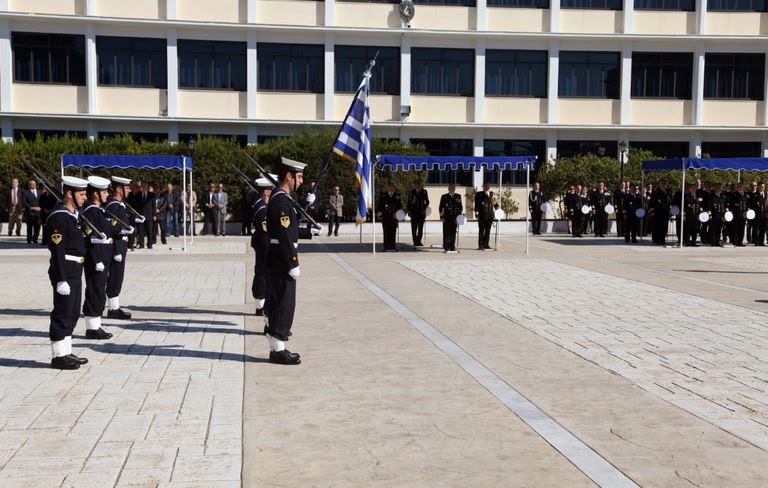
[179,90,245,118]
[410,96,474,123]
[560,10,622,34]
[256,0,323,26]
[13,84,87,114]
[257,92,323,120]
[10,0,85,15]
[486,7,550,33]
[97,87,166,117]
[333,95,399,122]
[485,98,547,124]
[633,11,696,35]
[95,0,162,20]
[558,99,619,125]
[703,100,762,126]
[178,0,246,23]
[630,99,692,126]
[706,12,766,35]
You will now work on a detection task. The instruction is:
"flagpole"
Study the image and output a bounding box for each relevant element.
[372,164,376,255]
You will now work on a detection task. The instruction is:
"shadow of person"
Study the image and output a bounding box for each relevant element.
[0,309,50,317]
[73,342,271,363]
[0,357,51,369]
[104,321,256,336]
[0,327,50,338]
[127,305,249,317]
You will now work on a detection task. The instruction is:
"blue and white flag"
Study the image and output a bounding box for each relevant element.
[333,78,371,222]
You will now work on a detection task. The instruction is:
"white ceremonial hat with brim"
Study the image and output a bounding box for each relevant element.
[254,176,276,188]
[62,176,89,190]
[280,157,307,172]
[111,176,131,185]
[87,175,111,190]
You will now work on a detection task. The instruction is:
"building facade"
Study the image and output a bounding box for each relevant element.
[1,0,767,188]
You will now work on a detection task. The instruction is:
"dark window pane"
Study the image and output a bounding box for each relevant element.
[708,0,766,11]
[12,32,85,85]
[486,50,547,97]
[258,43,324,93]
[701,141,761,157]
[557,140,618,157]
[484,139,546,185]
[562,0,622,9]
[704,53,764,100]
[411,138,474,185]
[488,0,549,8]
[631,52,692,99]
[96,36,166,88]
[179,40,245,91]
[630,141,689,158]
[559,51,620,98]
[411,48,474,96]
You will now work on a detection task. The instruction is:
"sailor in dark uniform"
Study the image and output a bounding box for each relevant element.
[250,177,273,317]
[751,182,767,246]
[729,182,748,246]
[439,183,463,253]
[264,157,305,365]
[47,176,89,370]
[709,183,727,247]
[571,185,585,238]
[696,181,710,244]
[529,182,544,235]
[378,182,401,252]
[407,179,429,247]
[674,183,700,247]
[590,181,611,237]
[474,182,497,250]
[81,176,116,340]
[105,176,135,320]
[649,179,671,245]
[623,183,642,243]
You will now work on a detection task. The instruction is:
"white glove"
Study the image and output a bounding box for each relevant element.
[121,227,135,235]
[56,281,71,296]
[305,193,316,205]
[90,236,112,244]
[136,217,146,223]
[95,262,105,272]
[114,254,123,262]
[311,225,323,236]
[288,266,301,280]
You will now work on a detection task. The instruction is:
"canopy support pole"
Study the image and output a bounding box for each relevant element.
[640,171,645,242]
[189,168,194,246]
[182,157,188,253]
[680,161,685,250]
[371,165,376,255]
[525,161,530,254]
[496,167,501,251]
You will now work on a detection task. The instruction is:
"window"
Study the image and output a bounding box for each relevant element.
[484,140,546,185]
[701,142,761,158]
[707,0,766,11]
[561,0,622,9]
[97,36,167,88]
[635,0,694,10]
[557,140,618,158]
[488,0,549,8]
[704,53,765,100]
[486,50,547,98]
[99,132,167,143]
[178,40,246,91]
[414,0,476,5]
[14,129,86,141]
[411,138,474,186]
[258,43,323,93]
[411,48,474,96]
[631,52,692,99]
[12,32,85,85]
[559,51,620,99]
[335,46,400,95]
[630,141,690,158]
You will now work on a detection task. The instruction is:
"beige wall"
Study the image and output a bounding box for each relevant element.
[96,87,166,116]
[560,10,622,34]
[558,99,619,125]
[10,0,85,15]
[95,0,161,19]
[703,100,762,126]
[486,7,549,33]
[409,5,476,30]
[485,98,547,124]
[333,94,399,122]
[422,186,531,220]
[410,96,474,123]
[633,11,696,35]
[179,90,245,118]
[178,0,246,23]
[630,99,692,126]
[706,12,766,35]
[257,0,323,26]
[335,2,401,29]
[257,92,323,120]
[13,84,87,114]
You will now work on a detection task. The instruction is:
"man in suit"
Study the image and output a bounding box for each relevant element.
[590,181,611,237]
[378,182,401,252]
[181,183,197,236]
[622,183,643,244]
[202,183,216,235]
[215,183,228,236]
[135,181,155,248]
[439,183,463,253]
[163,183,180,238]
[649,179,671,246]
[22,179,42,244]
[6,178,23,236]
[407,179,429,247]
[529,182,544,235]
[327,186,343,237]
[751,182,767,246]
[474,182,497,250]
[153,186,167,245]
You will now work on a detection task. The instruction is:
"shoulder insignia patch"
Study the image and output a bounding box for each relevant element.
[262,220,267,232]
[85,226,93,236]
[280,215,291,229]
[111,219,118,227]
[51,233,63,245]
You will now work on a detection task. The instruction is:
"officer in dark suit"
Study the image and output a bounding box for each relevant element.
[46,176,89,370]
[622,183,643,243]
[674,183,700,247]
[571,185,585,238]
[729,182,748,246]
[135,181,155,248]
[563,185,576,235]
[39,187,57,245]
[264,158,305,365]
[696,180,710,244]
[613,182,626,237]
[649,179,671,245]
[439,183,463,253]
[81,176,116,340]
[378,182,401,252]
[751,182,767,246]
[529,182,544,235]
[407,179,429,247]
[23,179,42,244]
[590,181,611,237]
[474,182,497,250]
[746,181,757,243]
[105,176,134,320]
[709,183,727,247]
[250,177,272,317]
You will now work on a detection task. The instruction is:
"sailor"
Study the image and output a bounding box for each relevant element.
[751,182,767,246]
[105,176,134,320]
[474,182,498,250]
[649,179,671,245]
[47,176,89,370]
[529,182,544,236]
[378,182,401,252]
[729,182,748,247]
[590,181,611,237]
[571,185,584,238]
[250,177,273,317]
[264,157,305,365]
[407,179,429,247]
[81,176,116,340]
[439,183,463,253]
[709,183,727,247]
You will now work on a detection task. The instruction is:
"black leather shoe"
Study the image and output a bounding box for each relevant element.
[86,328,113,340]
[161,239,167,245]
[51,355,80,370]
[107,308,132,320]
[255,308,264,316]
[263,324,269,335]
[67,354,88,365]
[269,350,301,365]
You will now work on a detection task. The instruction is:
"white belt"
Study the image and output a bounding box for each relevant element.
[121,236,129,241]
[269,239,299,249]
[65,254,85,264]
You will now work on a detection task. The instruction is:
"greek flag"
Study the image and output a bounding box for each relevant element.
[332,78,371,221]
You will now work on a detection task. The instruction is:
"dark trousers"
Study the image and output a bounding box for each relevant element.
[137,218,153,246]
[251,241,268,300]
[754,217,766,245]
[531,210,542,234]
[730,218,746,245]
[328,213,341,236]
[153,217,166,244]
[652,214,668,244]
[49,263,82,341]
[25,212,40,243]
[203,209,215,235]
[571,215,583,237]
[624,216,638,242]
[747,221,754,243]
[478,219,493,249]
[82,257,108,317]
[676,218,698,245]
[410,218,425,246]
[242,220,252,236]
[700,221,710,244]
[382,218,397,250]
[594,212,608,236]
[616,212,624,237]
[710,217,723,246]
[264,252,296,342]
[442,219,457,250]
[107,241,127,299]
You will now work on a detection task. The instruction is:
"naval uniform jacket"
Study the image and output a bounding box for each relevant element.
[81,203,116,267]
[439,193,463,220]
[250,198,270,253]
[105,197,131,258]
[475,191,497,221]
[46,204,86,284]
[407,188,429,220]
[266,188,299,275]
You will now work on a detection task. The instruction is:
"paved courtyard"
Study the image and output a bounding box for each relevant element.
[2,230,768,486]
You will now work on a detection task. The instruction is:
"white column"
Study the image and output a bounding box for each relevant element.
[325,0,334,26]
[86,25,97,114]
[550,0,561,32]
[167,29,178,118]
[619,43,632,125]
[87,120,97,141]
[476,0,487,31]
[247,126,259,145]
[166,0,177,20]
[85,0,95,15]
[1,118,11,143]
[691,133,702,157]
[0,1,8,11]
[324,34,334,121]
[168,124,179,143]
[0,20,11,114]
[696,0,706,34]
[547,41,559,124]
[474,40,485,124]
[692,48,705,126]
[623,0,633,33]
[400,36,411,120]
[247,33,257,119]
[546,131,557,164]
[247,0,257,23]
[473,131,484,189]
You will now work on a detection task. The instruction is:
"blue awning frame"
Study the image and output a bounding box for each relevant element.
[61,153,193,170]
[376,154,537,172]
[643,157,768,173]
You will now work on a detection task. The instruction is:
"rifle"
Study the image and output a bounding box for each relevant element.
[80,167,145,223]
[21,158,107,240]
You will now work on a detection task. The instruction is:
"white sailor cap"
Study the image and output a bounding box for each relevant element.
[87,175,111,190]
[279,157,307,172]
[254,174,277,188]
[111,176,131,185]
[62,176,89,190]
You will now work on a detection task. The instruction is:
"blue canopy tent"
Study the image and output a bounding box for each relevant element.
[642,157,768,248]
[61,154,194,252]
[377,154,538,253]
